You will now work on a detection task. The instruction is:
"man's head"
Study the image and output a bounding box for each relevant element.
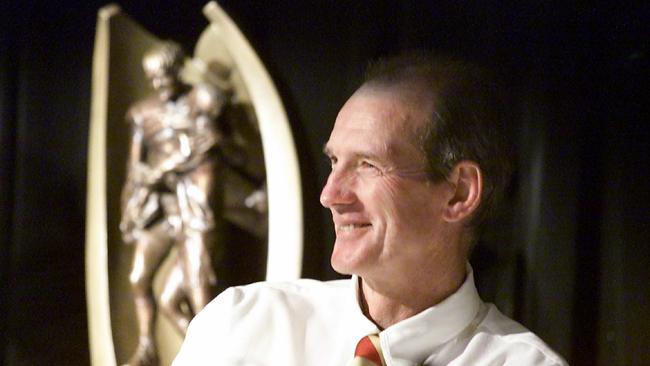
[320,52,511,285]
[142,41,185,100]
[361,52,512,228]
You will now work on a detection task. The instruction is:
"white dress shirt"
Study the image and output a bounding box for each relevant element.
[173,268,568,366]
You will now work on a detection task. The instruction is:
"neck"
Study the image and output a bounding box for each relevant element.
[359,261,466,330]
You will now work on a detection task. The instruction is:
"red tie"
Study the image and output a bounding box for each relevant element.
[348,334,386,366]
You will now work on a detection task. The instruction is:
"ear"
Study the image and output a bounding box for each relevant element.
[442,161,483,223]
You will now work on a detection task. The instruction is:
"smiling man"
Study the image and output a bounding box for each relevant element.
[173,52,568,366]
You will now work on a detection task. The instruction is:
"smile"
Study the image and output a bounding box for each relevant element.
[337,223,371,233]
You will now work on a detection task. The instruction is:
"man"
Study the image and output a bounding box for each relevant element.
[121,41,226,366]
[173,52,568,365]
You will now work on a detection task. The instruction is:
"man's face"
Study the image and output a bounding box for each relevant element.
[321,87,450,282]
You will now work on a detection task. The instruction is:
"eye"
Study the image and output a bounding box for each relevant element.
[359,160,375,169]
[358,160,382,176]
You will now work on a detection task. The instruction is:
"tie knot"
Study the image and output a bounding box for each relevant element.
[350,334,385,366]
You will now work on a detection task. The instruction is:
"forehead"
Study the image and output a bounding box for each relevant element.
[325,87,428,161]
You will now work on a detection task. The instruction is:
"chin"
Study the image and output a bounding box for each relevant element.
[331,261,353,276]
[330,250,367,276]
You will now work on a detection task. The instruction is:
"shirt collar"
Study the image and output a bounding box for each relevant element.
[353,265,482,365]
[350,275,383,337]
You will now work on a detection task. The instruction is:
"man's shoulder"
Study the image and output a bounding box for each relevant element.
[199,278,350,316]
[467,303,568,365]
[185,278,352,344]
[225,277,350,298]
[175,278,356,365]
[245,277,350,292]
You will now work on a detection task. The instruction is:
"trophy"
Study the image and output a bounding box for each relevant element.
[85,3,303,365]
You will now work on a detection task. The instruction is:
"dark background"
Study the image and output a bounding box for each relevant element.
[1,1,648,365]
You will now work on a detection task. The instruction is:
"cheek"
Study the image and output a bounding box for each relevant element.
[374,179,441,237]
[370,177,402,218]
[372,178,422,228]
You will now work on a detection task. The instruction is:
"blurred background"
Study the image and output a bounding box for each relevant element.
[0,1,648,365]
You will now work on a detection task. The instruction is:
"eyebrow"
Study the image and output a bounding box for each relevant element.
[322,143,393,163]
[391,168,431,180]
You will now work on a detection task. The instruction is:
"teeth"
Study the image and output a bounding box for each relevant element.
[340,224,354,232]
[338,224,368,232]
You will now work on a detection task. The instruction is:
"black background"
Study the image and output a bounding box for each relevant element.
[1,1,648,365]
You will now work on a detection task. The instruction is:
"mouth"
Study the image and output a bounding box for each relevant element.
[336,223,371,233]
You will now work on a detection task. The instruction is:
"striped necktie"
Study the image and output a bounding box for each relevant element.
[347,334,386,366]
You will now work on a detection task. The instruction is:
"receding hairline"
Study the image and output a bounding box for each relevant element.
[356,79,439,137]
[355,80,438,115]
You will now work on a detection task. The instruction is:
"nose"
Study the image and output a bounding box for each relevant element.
[320,169,356,208]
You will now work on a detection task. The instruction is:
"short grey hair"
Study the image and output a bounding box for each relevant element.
[363,51,513,228]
